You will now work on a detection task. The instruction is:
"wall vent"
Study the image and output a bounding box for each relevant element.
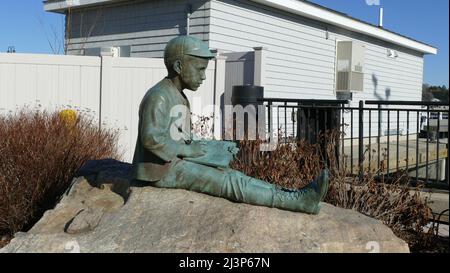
[335,41,365,92]
[84,46,131,57]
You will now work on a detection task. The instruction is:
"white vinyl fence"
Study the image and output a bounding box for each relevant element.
[0,53,226,162]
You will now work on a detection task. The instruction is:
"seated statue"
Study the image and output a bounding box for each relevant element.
[131,35,329,214]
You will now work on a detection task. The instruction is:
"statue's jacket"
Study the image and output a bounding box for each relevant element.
[132,78,192,182]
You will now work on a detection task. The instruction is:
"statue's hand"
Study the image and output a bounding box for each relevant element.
[224,142,239,156]
[181,141,206,158]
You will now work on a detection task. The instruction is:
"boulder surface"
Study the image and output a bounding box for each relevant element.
[2,159,409,253]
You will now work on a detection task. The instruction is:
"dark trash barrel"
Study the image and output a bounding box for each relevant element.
[296,101,342,169]
[231,85,265,140]
[296,102,341,144]
[231,85,264,106]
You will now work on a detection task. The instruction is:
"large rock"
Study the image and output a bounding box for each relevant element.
[2,159,409,253]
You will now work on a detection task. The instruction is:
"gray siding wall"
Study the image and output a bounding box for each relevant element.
[208,0,425,137]
[66,0,210,57]
[209,0,424,101]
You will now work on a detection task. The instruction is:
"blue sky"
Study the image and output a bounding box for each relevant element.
[0,0,448,86]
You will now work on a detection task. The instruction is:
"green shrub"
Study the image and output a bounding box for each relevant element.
[0,108,121,237]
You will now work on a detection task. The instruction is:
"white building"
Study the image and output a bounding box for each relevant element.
[44,0,438,139]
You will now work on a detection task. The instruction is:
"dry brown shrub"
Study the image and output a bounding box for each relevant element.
[230,135,323,189]
[230,129,433,250]
[0,108,121,236]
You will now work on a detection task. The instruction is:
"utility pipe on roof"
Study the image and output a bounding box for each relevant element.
[379,7,384,28]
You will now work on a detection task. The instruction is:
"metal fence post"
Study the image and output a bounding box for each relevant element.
[359,100,364,181]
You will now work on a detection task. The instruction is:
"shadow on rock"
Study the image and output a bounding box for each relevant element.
[75,158,133,203]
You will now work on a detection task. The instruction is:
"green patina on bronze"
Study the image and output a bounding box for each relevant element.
[131,35,329,214]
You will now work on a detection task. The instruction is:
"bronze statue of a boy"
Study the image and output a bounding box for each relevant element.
[132,35,328,214]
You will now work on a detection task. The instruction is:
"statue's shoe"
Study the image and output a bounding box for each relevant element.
[272,168,330,214]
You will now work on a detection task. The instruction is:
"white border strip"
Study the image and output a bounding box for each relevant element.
[44,0,119,12]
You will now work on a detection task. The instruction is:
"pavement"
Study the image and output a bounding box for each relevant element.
[343,137,448,177]
[413,188,449,239]
[411,188,449,223]
[424,223,449,237]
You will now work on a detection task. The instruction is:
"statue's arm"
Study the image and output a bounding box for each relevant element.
[139,96,205,161]
[139,96,185,162]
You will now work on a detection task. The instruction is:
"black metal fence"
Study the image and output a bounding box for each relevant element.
[257,98,449,188]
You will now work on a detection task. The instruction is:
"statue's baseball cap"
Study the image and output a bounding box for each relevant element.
[164,35,215,62]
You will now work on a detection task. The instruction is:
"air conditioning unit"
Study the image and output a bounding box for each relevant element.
[335,41,365,92]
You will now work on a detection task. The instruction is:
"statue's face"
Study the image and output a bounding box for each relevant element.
[179,55,209,91]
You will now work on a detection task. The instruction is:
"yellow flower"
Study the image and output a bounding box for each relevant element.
[59,109,77,128]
